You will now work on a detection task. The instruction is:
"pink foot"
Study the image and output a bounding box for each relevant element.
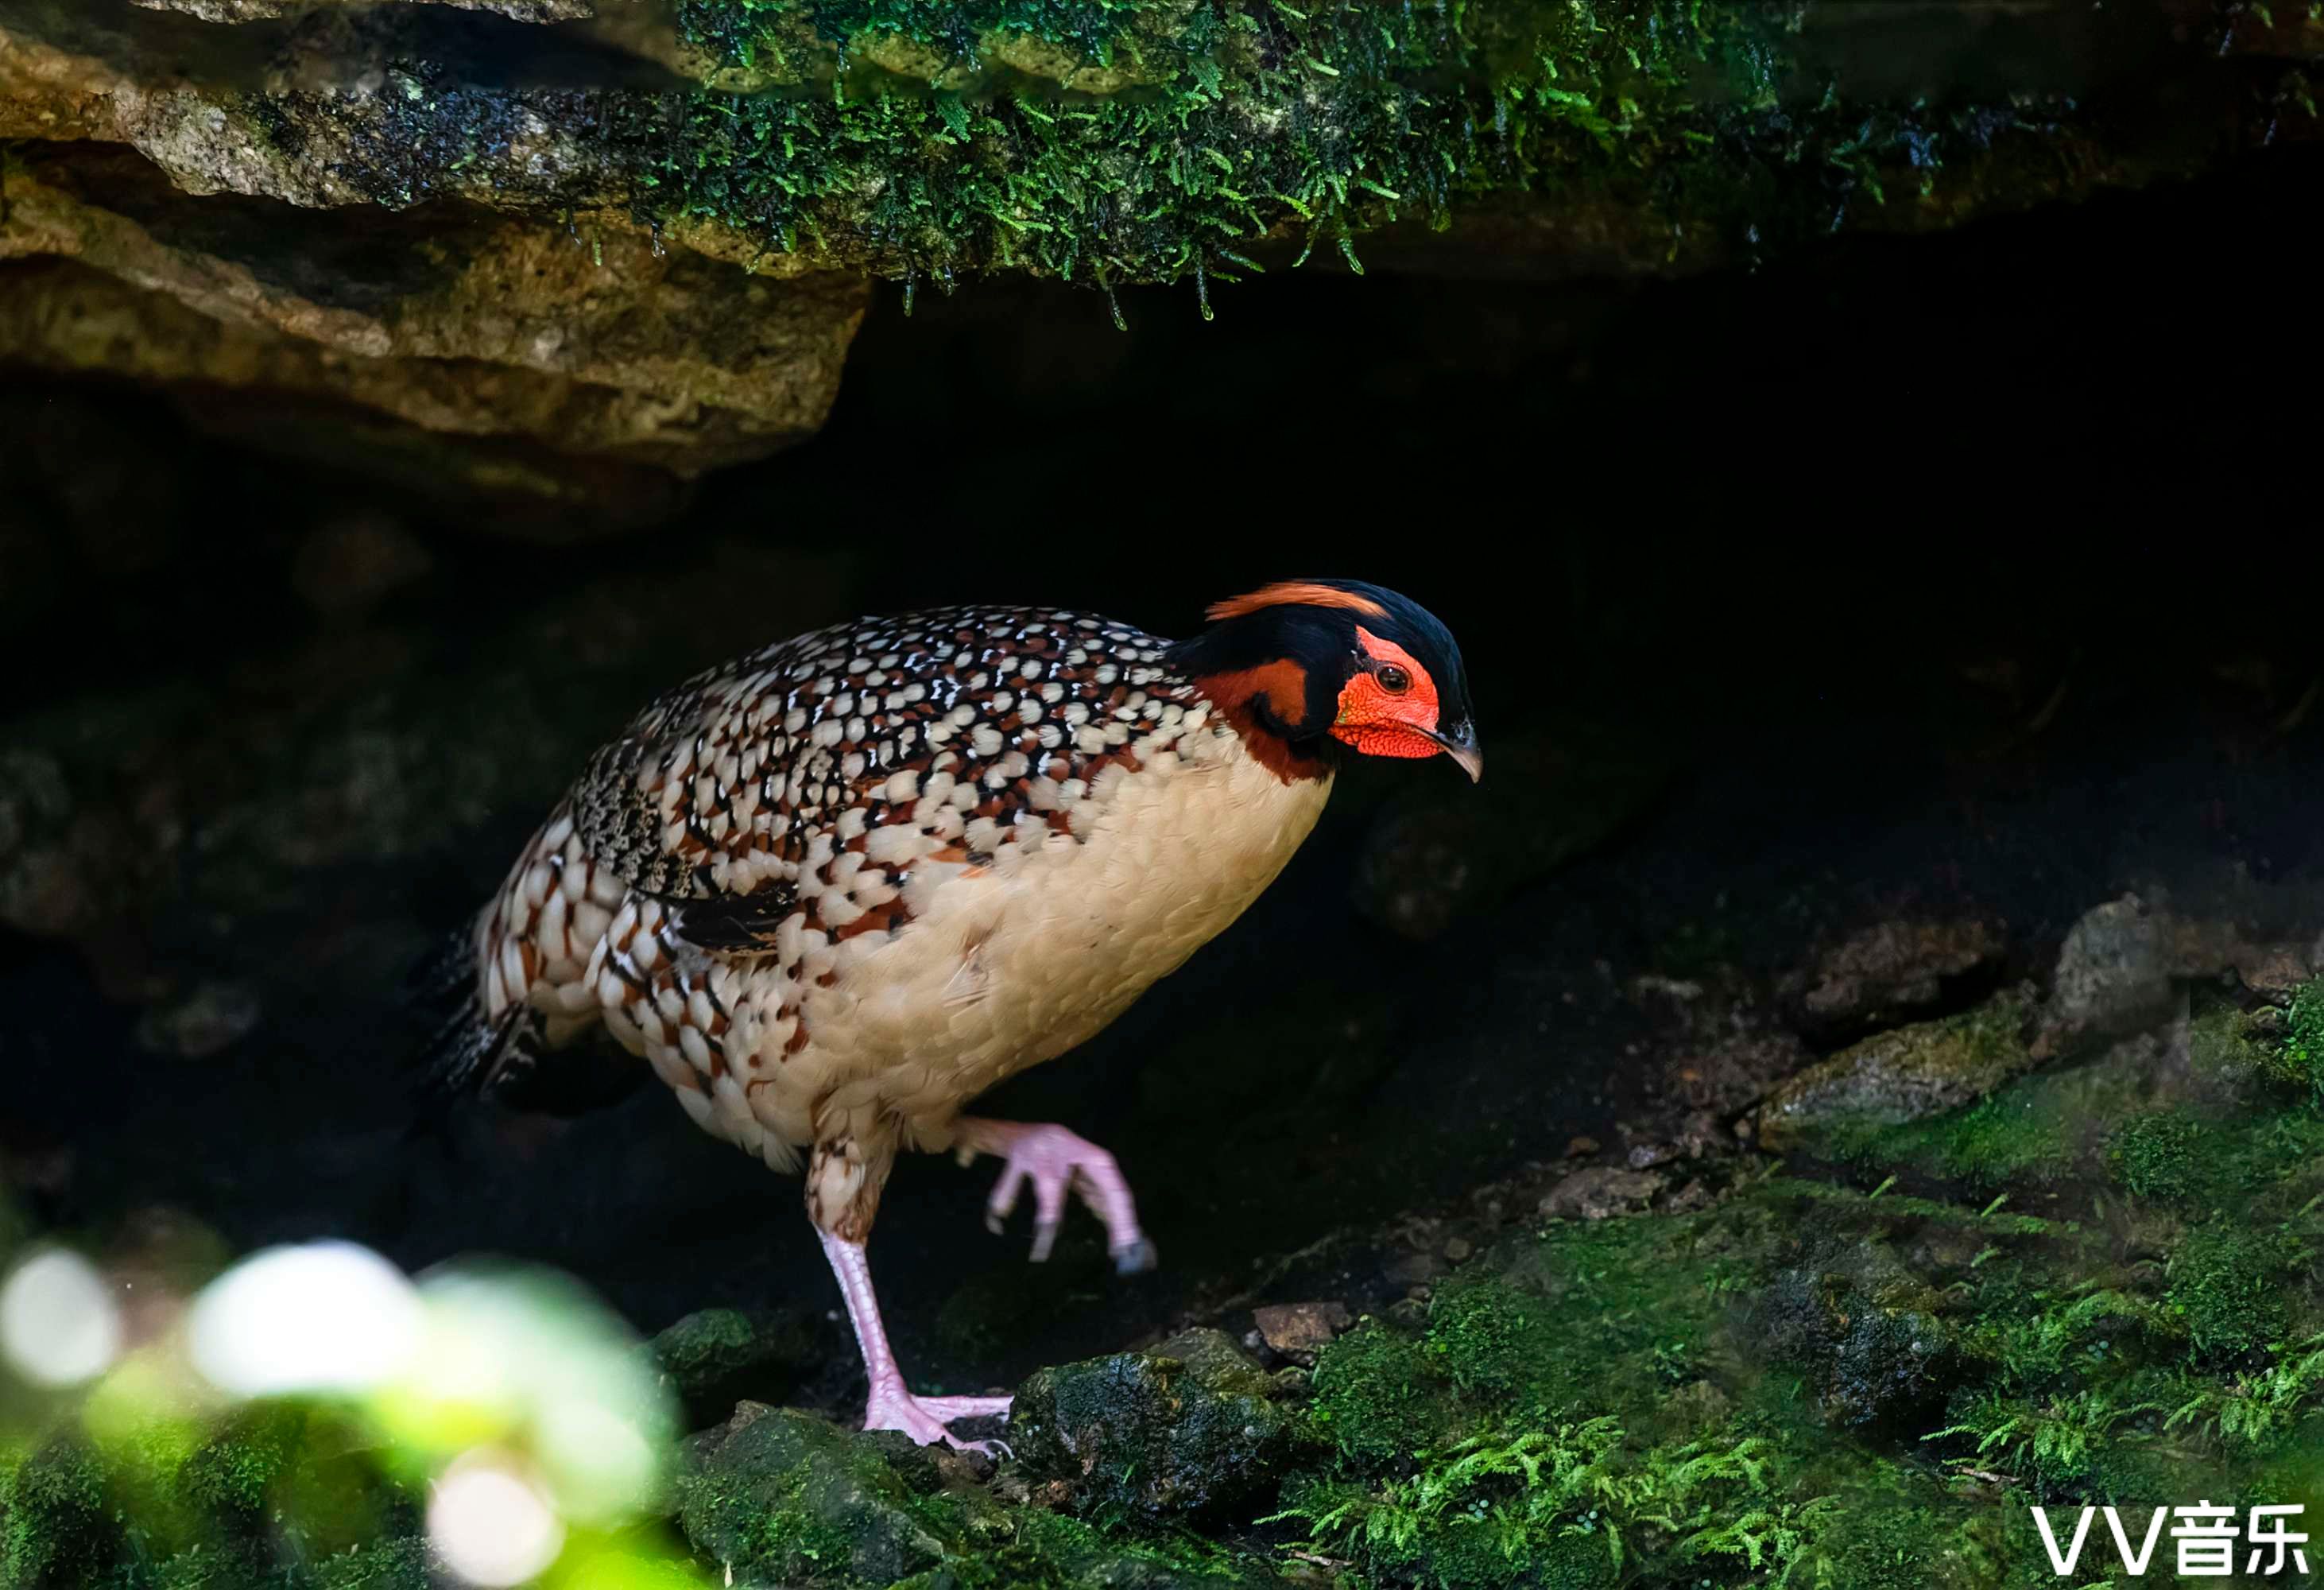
[819,1228,1015,1454]
[955,1119,1158,1274]
[864,1379,1015,1454]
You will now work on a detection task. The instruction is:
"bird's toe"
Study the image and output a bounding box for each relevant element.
[1112,1236,1160,1274]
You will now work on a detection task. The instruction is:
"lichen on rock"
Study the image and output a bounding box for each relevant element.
[2,0,2314,491]
[1009,1328,1305,1520]
[1753,985,2038,1153]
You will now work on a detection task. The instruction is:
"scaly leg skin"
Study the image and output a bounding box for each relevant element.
[952,1118,1160,1274]
[817,1229,1013,1452]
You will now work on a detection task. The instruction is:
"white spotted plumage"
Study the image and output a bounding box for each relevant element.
[471,605,1331,1232]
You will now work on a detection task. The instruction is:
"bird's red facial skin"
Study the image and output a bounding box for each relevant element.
[1330,628,1443,761]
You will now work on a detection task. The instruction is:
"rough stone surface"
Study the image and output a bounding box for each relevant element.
[1008,1328,1301,1521]
[1782,916,2004,1036]
[1759,1242,1956,1432]
[1539,1165,1665,1220]
[649,1307,823,1430]
[676,1405,954,1588]
[1755,987,2037,1152]
[134,0,589,18]
[2159,913,2320,1000]
[2038,894,2175,1057]
[4,0,2315,498]
[1251,1301,1351,1363]
[0,144,865,515]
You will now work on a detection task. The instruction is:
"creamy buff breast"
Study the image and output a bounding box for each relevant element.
[787,723,1333,1158]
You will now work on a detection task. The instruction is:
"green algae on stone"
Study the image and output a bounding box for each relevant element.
[215,0,2194,296]
[1009,1328,1305,1521]
[676,1400,1284,1588]
[1753,986,2036,1154]
[0,1406,427,1590]
[1281,988,2324,1586]
[2106,1110,2216,1202]
[2,1436,122,1590]
[677,1404,953,1584]
[649,1305,820,1428]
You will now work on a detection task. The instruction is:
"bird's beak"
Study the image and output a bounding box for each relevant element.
[1426,720,1483,784]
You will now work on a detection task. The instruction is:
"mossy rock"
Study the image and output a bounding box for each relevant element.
[649,1305,822,1428]
[1755,986,2037,1153]
[674,1401,1286,1589]
[1309,1318,1466,1468]
[306,1537,432,1590]
[1009,1328,1303,1521]
[2166,1220,2309,1361]
[1758,1255,1957,1432]
[1,1435,127,1590]
[676,1404,955,1587]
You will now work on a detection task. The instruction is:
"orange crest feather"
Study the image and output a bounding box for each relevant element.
[1206,581,1389,623]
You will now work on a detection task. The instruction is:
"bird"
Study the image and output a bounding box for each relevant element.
[424,577,1480,1449]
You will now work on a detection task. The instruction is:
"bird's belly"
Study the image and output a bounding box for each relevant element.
[760,746,1332,1150]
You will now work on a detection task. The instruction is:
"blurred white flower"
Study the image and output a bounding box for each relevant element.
[397,1263,674,1523]
[0,1246,124,1387]
[188,1239,423,1397]
[429,1448,567,1587]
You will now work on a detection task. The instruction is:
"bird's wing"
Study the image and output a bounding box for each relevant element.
[565,605,1199,947]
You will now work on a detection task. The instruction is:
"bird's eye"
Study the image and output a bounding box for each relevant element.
[1377,664,1412,694]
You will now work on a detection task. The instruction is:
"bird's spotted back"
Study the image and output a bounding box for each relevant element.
[571,605,1200,932]
[464,596,1338,1178]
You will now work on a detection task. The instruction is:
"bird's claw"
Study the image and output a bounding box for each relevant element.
[974,1122,1153,1269]
[863,1389,1014,1453]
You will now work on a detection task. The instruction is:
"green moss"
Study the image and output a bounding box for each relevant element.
[1009,1330,1302,1521]
[1853,1090,2070,1189]
[2106,1111,2214,1202]
[308,1537,432,1590]
[909,1503,1267,1590]
[251,0,2125,297]
[1423,1282,1571,1411]
[1283,1098,2324,1588]
[2,1437,122,1589]
[678,1403,1286,1588]
[1788,1462,2037,1590]
[1761,988,2040,1158]
[1270,1419,1795,1590]
[2166,1220,2308,1361]
[1310,1320,1461,1467]
[2273,979,2324,1103]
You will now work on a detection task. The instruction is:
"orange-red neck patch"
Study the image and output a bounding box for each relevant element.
[1195,660,1330,784]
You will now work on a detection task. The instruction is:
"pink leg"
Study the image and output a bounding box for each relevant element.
[953,1118,1158,1274]
[818,1229,1013,1452]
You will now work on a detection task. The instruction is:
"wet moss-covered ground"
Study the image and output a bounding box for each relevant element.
[11,974,2324,1587]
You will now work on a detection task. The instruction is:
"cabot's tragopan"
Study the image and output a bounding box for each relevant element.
[427,579,1478,1448]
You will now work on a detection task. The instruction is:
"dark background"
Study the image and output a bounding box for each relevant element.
[2,139,2318,1406]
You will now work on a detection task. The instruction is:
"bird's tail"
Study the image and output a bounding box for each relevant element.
[401,920,528,1139]
[402,910,647,1128]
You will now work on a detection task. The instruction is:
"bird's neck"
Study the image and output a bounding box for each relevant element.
[1191,667,1338,786]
